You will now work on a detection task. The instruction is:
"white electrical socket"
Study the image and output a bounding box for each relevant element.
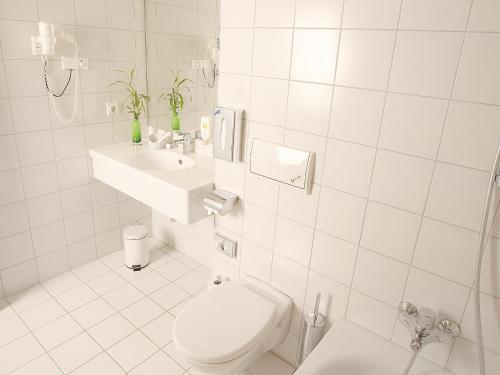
[62,56,88,70]
[106,102,119,116]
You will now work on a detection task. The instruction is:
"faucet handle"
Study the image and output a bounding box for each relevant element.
[439,319,461,338]
[416,307,436,333]
[398,301,418,315]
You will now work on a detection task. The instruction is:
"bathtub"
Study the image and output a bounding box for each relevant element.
[295,319,452,375]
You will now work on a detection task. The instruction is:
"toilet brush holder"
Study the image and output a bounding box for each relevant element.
[299,293,325,363]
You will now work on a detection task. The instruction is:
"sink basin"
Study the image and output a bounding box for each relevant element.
[296,320,453,375]
[125,151,195,172]
[89,143,215,225]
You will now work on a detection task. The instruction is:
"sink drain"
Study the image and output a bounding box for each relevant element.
[178,159,183,165]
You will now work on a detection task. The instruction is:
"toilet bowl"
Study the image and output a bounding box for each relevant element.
[172,277,293,374]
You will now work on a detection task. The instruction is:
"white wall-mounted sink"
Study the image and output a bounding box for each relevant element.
[89,143,215,225]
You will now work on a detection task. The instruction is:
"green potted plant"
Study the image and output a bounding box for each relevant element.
[160,69,192,131]
[111,68,151,144]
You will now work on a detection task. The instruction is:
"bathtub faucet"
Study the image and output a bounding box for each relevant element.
[398,301,461,352]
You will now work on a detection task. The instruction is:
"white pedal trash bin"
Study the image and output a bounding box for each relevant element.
[123,225,149,271]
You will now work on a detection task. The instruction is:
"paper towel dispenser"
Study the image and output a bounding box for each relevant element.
[213,106,242,162]
[250,138,315,194]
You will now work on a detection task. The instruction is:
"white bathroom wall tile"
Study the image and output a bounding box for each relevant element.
[240,239,273,283]
[413,218,477,287]
[329,87,386,147]
[468,0,500,32]
[177,7,198,36]
[77,26,109,60]
[277,183,320,228]
[36,247,70,281]
[274,216,314,266]
[64,212,95,245]
[217,73,251,115]
[108,30,136,61]
[360,201,421,263]
[16,131,55,167]
[75,0,107,27]
[400,0,471,31]
[177,36,197,63]
[438,101,500,171]
[343,0,401,29]
[290,29,339,84]
[244,171,280,213]
[0,135,20,171]
[242,203,276,249]
[10,96,51,133]
[80,61,110,94]
[347,290,397,339]
[389,31,463,98]
[0,201,29,238]
[56,156,89,190]
[284,130,327,185]
[295,0,342,28]
[38,0,76,25]
[370,150,434,214]
[95,228,122,257]
[220,0,255,27]
[154,4,177,33]
[336,30,396,91]
[243,120,285,161]
[91,182,118,209]
[481,237,500,297]
[0,0,38,20]
[0,231,34,270]
[448,337,500,375]
[353,248,409,306]
[26,193,63,229]
[0,21,38,60]
[0,260,39,295]
[425,162,489,231]
[0,99,13,135]
[322,139,376,197]
[156,34,178,62]
[60,185,92,218]
[255,0,295,27]
[316,187,367,243]
[379,93,448,159]
[249,77,289,127]
[252,29,293,80]
[404,267,469,322]
[21,163,59,199]
[106,0,135,29]
[286,81,332,136]
[310,230,357,286]
[93,204,120,234]
[118,199,142,225]
[0,62,7,98]
[31,221,66,256]
[306,270,350,320]
[215,159,246,198]
[49,95,85,128]
[271,253,308,302]
[0,169,24,205]
[85,124,114,149]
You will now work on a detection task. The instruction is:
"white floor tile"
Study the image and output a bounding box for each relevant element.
[99,251,124,270]
[103,284,144,310]
[33,314,83,351]
[149,284,190,311]
[0,299,16,322]
[42,272,82,296]
[70,353,124,375]
[0,334,45,375]
[196,265,213,278]
[19,298,65,330]
[174,271,208,294]
[247,352,295,375]
[10,354,61,375]
[106,331,157,372]
[121,297,165,328]
[87,314,135,349]
[49,332,102,374]
[156,260,192,281]
[129,350,184,375]
[163,342,190,369]
[55,284,98,311]
[131,271,169,295]
[87,272,126,296]
[168,297,193,317]
[70,298,116,329]
[0,315,29,347]
[178,255,201,269]
[114,265,152,282]
[72,261,109,282]
[148,250,174,269]
[141,312,175,348]
[8,286,51,312]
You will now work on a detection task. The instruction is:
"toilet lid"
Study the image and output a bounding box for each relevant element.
[173,282,276,364]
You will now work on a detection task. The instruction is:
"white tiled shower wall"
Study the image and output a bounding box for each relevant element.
[0,0,218,297]
[213,0,500,373]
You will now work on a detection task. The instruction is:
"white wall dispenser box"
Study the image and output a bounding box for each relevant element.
[250,138,315,194]
[213,106,242,162]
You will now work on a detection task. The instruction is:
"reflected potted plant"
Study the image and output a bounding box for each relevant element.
[160,69,192,131]
[111,68,151,144]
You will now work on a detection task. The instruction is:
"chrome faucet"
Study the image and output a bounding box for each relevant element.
[398,301,461,352]
[166,131,194,154]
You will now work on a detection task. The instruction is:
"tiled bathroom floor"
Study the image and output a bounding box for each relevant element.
[0,243,295,375]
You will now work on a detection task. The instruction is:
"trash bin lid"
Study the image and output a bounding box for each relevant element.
[123,225,148,240]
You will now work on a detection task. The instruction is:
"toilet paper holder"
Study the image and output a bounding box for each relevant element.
[204,189,238,216]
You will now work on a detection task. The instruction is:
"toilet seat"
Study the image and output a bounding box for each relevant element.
[173,282,276,365]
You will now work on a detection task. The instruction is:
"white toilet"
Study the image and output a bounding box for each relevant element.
[173,277,293,374]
